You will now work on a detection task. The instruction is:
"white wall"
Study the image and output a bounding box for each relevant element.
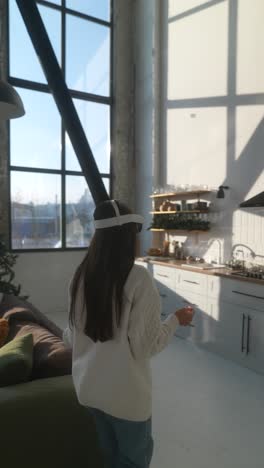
[14,251,85,324]
[159,0,264,264]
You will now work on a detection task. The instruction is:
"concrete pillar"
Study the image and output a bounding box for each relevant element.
[111,0,136,209]
[134,0,160,253]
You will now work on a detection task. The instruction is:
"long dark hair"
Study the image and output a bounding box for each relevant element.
[69,200,137,342]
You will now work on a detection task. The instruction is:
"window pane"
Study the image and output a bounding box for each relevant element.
[66,100,110,173]
[66,15,110,96]
[10,88,61,169]
[9,2,61,82]
[11,172,61,249]
[66,176,109,247]
[66,0,110,21]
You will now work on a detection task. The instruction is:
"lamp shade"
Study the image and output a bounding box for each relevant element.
[0,80,25,120]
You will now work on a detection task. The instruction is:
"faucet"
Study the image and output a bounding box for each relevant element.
[236,249,245,271]
[207,238,222,264]
[230,244,256,270]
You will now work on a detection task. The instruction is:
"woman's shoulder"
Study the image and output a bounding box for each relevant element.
[131,263,152,280]
[125,264,154,295]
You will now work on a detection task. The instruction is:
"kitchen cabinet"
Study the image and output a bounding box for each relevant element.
[147,259,264,375]
[174,291,208,343]
[153,264,216,346]
[176,269,208,296]
[159,289,178,319]
[242,308,264,374]
[153,266,177,319]
[204,299,244,363]
[199,298,264,374]
[152,264,176,291]
[220,279,264,312]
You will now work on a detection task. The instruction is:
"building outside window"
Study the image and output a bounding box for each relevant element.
[8,0,112,250]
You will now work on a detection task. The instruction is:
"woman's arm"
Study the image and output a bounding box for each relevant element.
[128,269,179,360]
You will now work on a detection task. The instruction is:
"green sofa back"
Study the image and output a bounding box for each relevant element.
[0,375,103,468]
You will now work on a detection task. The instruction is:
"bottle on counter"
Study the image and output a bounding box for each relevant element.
[178,242,183,260]
[169,241,175,258]
[162,240,170,257]
[174,241,179,259]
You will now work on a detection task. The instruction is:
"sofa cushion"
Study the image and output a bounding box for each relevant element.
[0,294,63,338]
[0,319,9,347]
[8,320,72,379]
[0,333,33,387]
[0,295,72,380]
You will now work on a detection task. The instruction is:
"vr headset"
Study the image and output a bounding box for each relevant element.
[94,200,144,232]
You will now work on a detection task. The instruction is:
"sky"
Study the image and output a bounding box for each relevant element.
[9,0,110,204]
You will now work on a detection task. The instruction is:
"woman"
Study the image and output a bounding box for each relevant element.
[63,199,194,468]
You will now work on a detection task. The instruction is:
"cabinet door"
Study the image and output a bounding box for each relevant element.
[174,291,207,344]
[244,309,264,375]
[204,300,244,364]
[153,264,176,291]
[153,265,177,318]
[220,279,264,312]
[176,269,207,296]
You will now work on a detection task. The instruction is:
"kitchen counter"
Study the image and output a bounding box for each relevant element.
[136,257,264,286]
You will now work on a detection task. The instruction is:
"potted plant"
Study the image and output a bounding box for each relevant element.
[0,239,27,298]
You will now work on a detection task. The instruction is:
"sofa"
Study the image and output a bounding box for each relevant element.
[0,294,104,468]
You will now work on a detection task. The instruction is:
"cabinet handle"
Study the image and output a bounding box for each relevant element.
[246,316,251,355]
[241,314,246,353]
[159,293,167,298]
[232,290,264,300]
[157,273,169,278]
[183,280,199,285]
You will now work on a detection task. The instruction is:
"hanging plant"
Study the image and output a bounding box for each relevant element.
[148,214,210,231]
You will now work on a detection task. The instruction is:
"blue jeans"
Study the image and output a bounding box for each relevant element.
[88,407,154,468]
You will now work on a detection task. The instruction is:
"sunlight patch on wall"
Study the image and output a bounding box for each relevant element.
[167,1,228,99]
[166,107,227,186]
[237,0,264,94]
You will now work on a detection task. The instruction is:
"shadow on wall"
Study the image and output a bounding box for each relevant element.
[161,0,264,264]
[159,0,264,405]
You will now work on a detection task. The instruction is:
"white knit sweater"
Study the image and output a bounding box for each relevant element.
[63,264,179,421]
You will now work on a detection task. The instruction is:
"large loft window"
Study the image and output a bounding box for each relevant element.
[8,0,112,250]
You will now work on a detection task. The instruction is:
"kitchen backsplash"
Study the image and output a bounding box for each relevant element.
[164,192,264,267]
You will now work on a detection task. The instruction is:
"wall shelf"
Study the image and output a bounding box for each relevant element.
[150,210,209,214]
[150,229,210,233]
[149,189,211,245]
[150,190,211,199]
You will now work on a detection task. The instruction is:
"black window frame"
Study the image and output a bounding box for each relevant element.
[7,0,113,252]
